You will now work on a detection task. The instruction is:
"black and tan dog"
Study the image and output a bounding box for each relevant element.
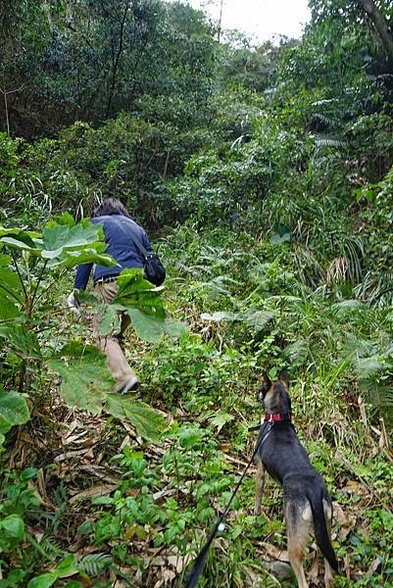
[254,372,339,588]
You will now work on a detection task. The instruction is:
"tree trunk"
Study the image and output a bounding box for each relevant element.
[105,3,129,119]
[360,0,393,63]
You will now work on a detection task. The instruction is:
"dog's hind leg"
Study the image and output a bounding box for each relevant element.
[254,455,265,516]
[287,528,309,588]
[323,512,334,588]
[322,499,336,587]
[286,502,311,588]
[324,559,334,588]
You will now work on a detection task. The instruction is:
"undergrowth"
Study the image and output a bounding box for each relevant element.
[1,223,392,587]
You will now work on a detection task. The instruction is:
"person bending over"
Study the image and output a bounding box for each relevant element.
[67,197,153,393]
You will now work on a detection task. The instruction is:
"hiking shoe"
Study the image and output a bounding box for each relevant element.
[117,375,140,394]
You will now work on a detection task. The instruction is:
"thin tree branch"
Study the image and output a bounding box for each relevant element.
[360,0,393,63]
[30,259,48,310]
[105,2,129,118]
[0,83,26,95]
[9,250,28,301]
[0,83,25,135]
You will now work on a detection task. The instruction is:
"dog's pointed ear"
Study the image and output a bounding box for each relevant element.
[257,374,271,402]
[278,370,289,388]
[263,373,272,388]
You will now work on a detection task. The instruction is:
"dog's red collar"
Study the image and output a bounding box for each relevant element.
[264,412,291,422]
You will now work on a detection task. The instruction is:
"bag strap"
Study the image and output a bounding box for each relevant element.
[128,231,150,260]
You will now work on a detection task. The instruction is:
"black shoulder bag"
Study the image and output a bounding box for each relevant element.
[129,233,166,286]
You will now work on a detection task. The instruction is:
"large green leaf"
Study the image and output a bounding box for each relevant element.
[42,221,103,253]
[0,221,117,270]
[162,317,187,339]
[201,309,274,332]
[109,270,185,341]
[100,304,185,342]
[27,555,78,588]
[105,394,166,442]
[27,574,56,588]
[0,296,21,321]
[114,268,163,301]
[0,514,25,539]
[48,343,115,415]
[98,305,122,336]
[124,308,166,342]
[0,254,24,313]
[0,389,30,435]
[51,248,117,269]
[0,324,42,359]
[201,311,240,322]
[0,253,14,267]
[126,294,167,318]
[40,219,117,268]
[0,228,40,252]
[116,267,150,289]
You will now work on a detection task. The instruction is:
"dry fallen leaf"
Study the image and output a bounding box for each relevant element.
[153,569,176,587]
[259,542,289,562]
[69,483,115,503]
[344,480,360,492]
[333,502,357,540]
[366,556,382,576]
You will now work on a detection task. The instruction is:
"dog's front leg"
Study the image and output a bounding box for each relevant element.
[254,455,265,516]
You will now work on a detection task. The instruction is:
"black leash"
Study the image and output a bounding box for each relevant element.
[184,421,274,588]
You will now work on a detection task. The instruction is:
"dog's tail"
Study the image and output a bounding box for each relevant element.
[308,490,339,573]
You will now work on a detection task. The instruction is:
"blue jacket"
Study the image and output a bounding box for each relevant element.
[74,214,152,290]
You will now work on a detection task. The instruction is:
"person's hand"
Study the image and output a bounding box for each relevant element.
[67,291,81,316]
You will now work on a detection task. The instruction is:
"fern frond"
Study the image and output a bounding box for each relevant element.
[355,357,385,379]
[358,381,393,410]
[244,309,275,331]
[27,533,63,561]
[341,236,364,281]
[331,300,364,312]
[344,335,376,359]
[312,98,338,107]
[78,552,113,576]
[354,271,393,305]
[231,135,247,149]
[54,481,68,507]
[283,338,311,367]
[311,112,338,128]
[375,73,393,82]
[371,385,393,408]
[36,535,63,557]
[314,136,345,148]
[292,246,325,288]
[198,276,235,295]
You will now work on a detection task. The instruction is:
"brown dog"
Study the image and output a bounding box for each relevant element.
[254,372,339,588]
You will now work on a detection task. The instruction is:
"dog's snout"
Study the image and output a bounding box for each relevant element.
[257,382,269,402]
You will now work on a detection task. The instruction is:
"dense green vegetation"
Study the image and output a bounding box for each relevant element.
[1,0,392,586]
